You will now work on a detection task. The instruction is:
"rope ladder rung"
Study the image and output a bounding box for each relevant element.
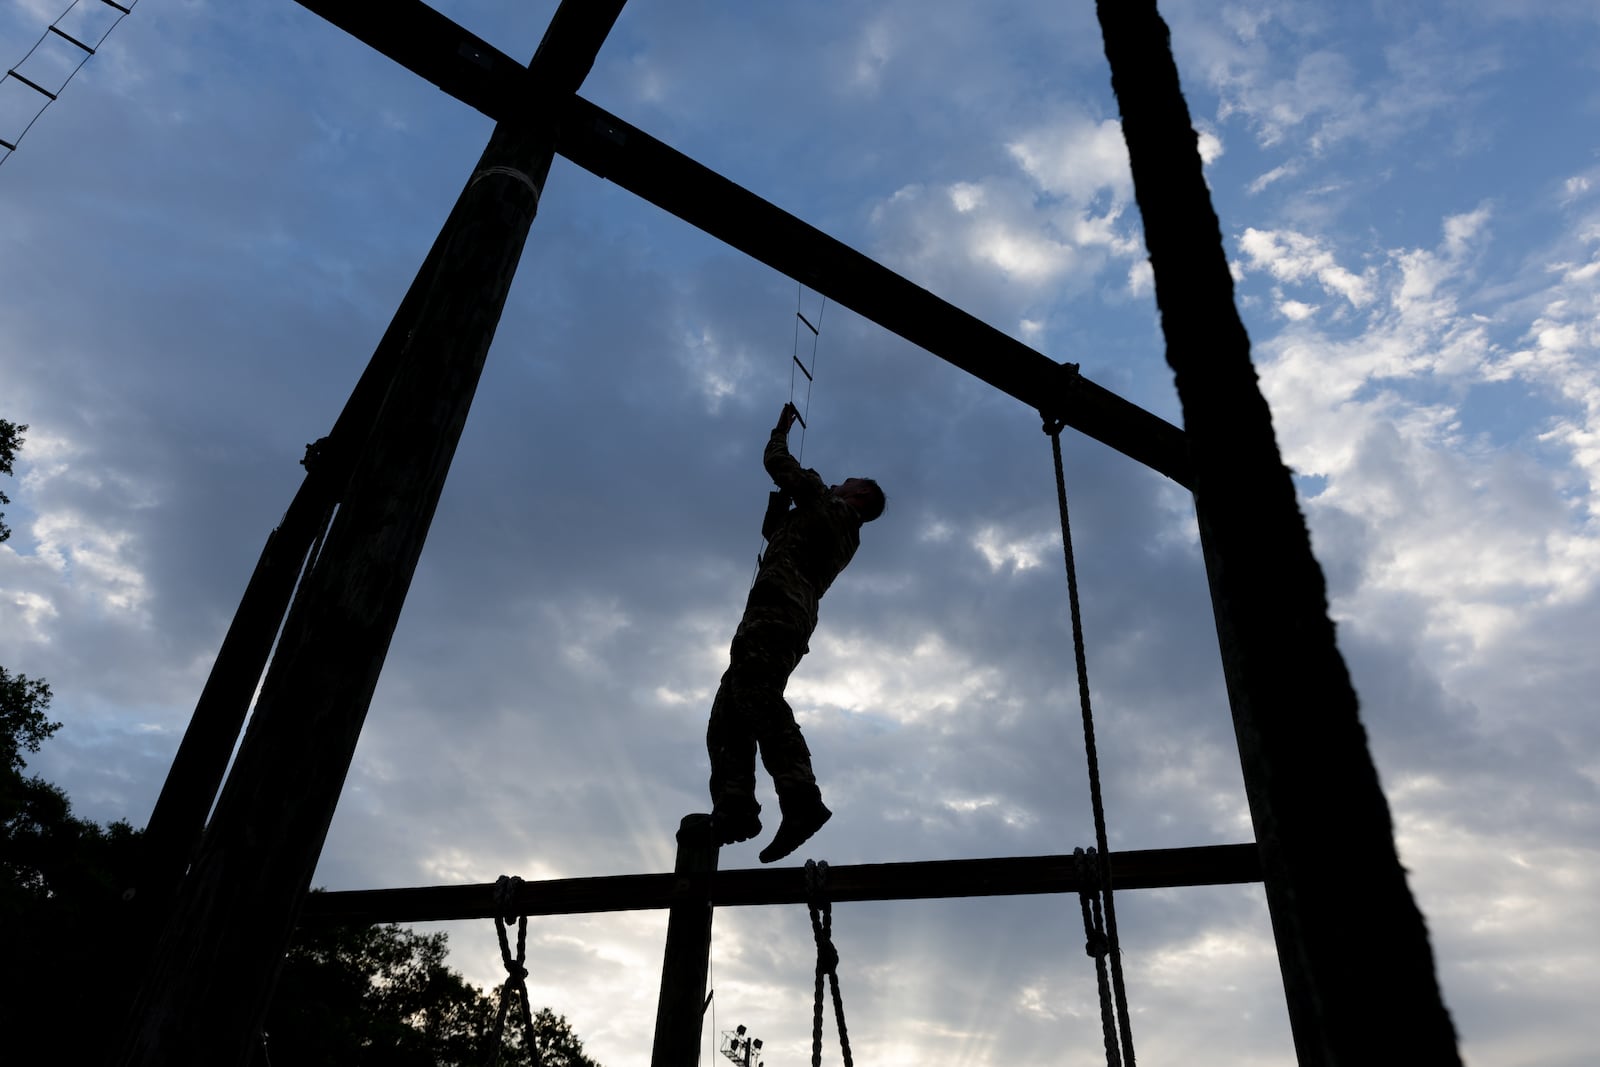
[6,70,59,100]
[792,354,814,382]
[47,26,97,54]
[796,310,819,335]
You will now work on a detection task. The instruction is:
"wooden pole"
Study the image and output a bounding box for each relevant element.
[650,815,720,1067]
[114,4,628,1064]
[1092,3,1462,1064]
[128,211,457,953]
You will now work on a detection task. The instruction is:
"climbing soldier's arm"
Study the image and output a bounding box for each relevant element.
[764,404,829,504]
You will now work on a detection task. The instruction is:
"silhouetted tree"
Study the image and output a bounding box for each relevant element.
[510,1006,604,1067]
[0,418,24,543]
[0,688,142,1065]
[267,919,491,1066]
[0,666,58,775]
[267,919,603,1066]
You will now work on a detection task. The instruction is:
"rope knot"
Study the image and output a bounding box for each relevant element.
[802,857,853,1067]
[492,874,525,923]
[804,858,829,896]
[1085,931,1109,959]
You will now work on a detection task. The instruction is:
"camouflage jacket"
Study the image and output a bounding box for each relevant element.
[750,427,863,629]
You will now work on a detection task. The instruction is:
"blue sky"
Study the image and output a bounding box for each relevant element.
[3,1,1598,1065]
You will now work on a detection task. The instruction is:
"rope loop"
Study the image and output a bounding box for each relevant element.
[493,873,525,924]
[1048,421,1137,1066]
[803,860,853,1067]
[485,876,540,1067]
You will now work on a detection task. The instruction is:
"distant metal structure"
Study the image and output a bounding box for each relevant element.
[111,2,1466,1065]
[721,1024,765,1067]
[1,0,139,168]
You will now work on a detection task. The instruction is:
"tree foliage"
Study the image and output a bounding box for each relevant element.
[0,771,143,1064]
[0,418,23,543]
[268,918,604,1067]
[0,666,59,774]
[0,693,603,1066]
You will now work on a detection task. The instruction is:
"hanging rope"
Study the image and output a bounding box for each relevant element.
[1075,847,1121,1067]
[1043,412,1137,1066]
[485,875,542,1067]
[805,860,853,1067]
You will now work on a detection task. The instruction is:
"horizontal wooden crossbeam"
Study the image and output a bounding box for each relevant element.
[299,843,1259,925]
[553,97,1191,487]
[293,0,1193,488]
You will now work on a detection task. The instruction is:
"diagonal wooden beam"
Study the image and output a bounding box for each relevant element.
[295,0,520,113]
[119,5,631,1066]
[293,1,1193,487]
[555,97,1191,487]
[298,843,1260,925]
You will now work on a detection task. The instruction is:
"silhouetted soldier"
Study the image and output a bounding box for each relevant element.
[708,402,885,863]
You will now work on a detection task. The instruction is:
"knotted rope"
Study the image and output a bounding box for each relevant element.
[1076,847,1121,1067]
[485,875,541,1067]
[805,860,853,1067]
[1044,411,1136,1067]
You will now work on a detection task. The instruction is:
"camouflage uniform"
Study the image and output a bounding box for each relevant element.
[707,427,864,818]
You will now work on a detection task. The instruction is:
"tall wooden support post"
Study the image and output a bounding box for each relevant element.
[1092,3,1462,1064]
[651,815,720,1067]
[131,216,462,937]
[116,4,627,1065]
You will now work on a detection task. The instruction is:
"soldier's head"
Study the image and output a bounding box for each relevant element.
[833,477,886,523]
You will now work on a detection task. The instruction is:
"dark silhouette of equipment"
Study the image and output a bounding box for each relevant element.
[721,1025,764,1067]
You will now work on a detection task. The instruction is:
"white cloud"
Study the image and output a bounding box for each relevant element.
[868,109,1145,300]
[1237,227,1376,308]
[1252,207,1600,666]
[1246,163,1297,195]
[1278,298,1318,321]
[1006,115,1132,203]
[971,523,1058,573]
[1128,260,1154,297]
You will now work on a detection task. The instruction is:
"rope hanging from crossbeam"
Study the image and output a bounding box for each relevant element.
[805,860,854,1067]
[1076,846,1122,1066]
[1043,413,1137,1067]
[485,875,543,1067]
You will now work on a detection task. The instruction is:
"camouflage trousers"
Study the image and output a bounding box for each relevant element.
[706,611,819,816]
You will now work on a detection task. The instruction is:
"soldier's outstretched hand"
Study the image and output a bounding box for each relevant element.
[776,402,800,434]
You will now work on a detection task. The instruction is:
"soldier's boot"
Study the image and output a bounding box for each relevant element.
[710,793,762,846]
[758,785,832,864]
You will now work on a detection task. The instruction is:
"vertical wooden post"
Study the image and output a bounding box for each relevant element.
[651,815,720,1067]
[129,164,478,947]
[115,5,628,1065]
[1092,3,1462,1064]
